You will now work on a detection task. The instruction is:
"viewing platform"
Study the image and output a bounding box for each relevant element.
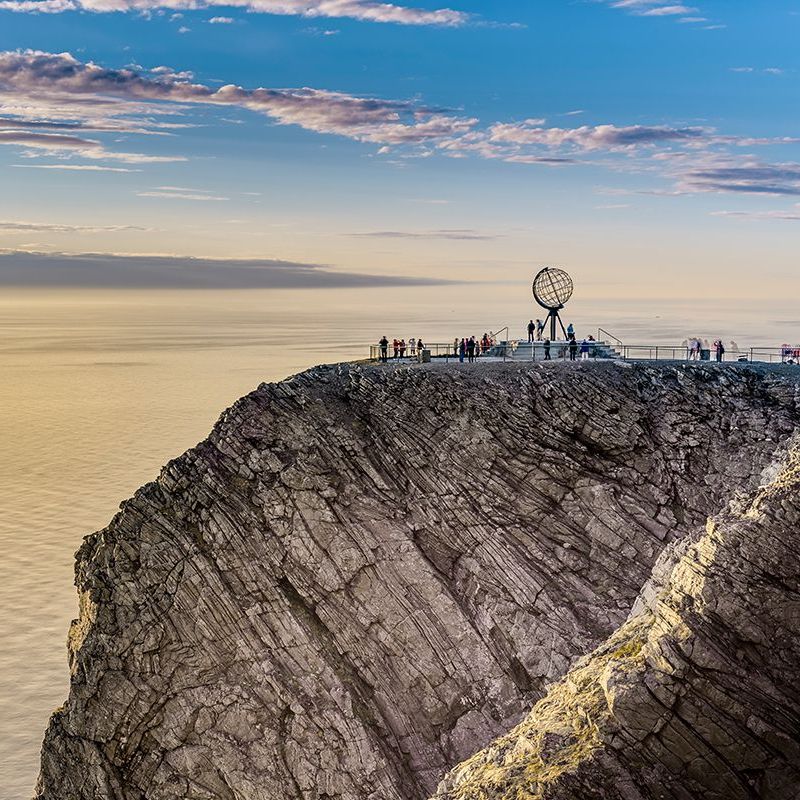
[368,338,799,365]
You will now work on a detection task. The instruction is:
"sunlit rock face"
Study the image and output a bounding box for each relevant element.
[431,440,800,800]
[35,362,800,800]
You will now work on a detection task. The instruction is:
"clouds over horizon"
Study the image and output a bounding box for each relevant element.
[0,0,470,25]
[1,50,797,201]
[0,249,457,288]
[0,50,477,164]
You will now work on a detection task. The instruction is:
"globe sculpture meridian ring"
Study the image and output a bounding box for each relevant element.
[532,267,574,310]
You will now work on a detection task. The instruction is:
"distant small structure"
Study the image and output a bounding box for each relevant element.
[532,267,573,341]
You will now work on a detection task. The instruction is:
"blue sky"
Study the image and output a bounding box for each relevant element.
[0,1,799,296]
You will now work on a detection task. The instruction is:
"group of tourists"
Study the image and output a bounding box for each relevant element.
[377,336,426,362]
[527,318,546,342]
[524,319,593,362]
[686,338,726,362]
[453,334,495,363]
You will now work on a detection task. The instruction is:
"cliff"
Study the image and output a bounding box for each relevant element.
[431,438,800,800]
[35,361,800,800]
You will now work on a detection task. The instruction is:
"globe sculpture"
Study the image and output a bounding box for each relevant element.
[532,267,573,340]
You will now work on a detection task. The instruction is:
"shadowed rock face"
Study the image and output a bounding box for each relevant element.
[431,440,800,800]
[35,362,800,800]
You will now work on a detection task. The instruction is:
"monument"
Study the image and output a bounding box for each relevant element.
[532,267,573,340]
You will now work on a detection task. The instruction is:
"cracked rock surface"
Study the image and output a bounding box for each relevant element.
[431,437,800,800]
[35,362,800,800]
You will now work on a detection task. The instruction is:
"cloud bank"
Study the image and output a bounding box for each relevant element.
[1,50,795,200]
[0,250,457,288]
[0,50,476,163]
[0,0,470,25]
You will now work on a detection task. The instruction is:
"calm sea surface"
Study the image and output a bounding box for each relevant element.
[2,285,797,799]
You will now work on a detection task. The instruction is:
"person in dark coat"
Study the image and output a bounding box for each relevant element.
[569,336,578,361]
[544,338,551,360]
[467,337,476,363]
[527,320,535,343]
[379,336,389,363]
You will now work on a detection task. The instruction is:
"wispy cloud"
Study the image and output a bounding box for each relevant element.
[0,250,459,288]
[0,220,147,232]
[0,128,185,162]
[731,66,786,76]
[487,121,707,150]
[137,187,229,200]
[0,0,471,26]
[353,228,498,240]
[1,50,795,201]
[11,163,141,171]
[607,1,696,17]
[711,207,800,221]
[602,0,719,27]
[0,50,477,165]
[680,163,800,196]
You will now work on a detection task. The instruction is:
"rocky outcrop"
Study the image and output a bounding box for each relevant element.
[35,362,800,800]
[431,438,800,800]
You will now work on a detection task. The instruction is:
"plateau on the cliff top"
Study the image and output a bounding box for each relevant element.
[532,267,574,341]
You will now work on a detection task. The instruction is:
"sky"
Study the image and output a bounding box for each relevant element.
[1,0,799,297]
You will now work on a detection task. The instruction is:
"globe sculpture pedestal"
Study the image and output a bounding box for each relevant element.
[532,267,573,340]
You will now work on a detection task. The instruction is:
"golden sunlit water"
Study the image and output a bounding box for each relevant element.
[2,285,798,798]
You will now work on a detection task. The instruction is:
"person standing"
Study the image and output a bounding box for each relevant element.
[467,336,476,363]
[409,337,416,357]
[536,319,544,340]
[459,338,466,363]
[417,337,425,353]
[379,335,389,363]
[454,337,460,356]
[580,338,590,360]
[715,339,725,362]
[527,320,535,343]
[567,322,575,340]
[544,337,551,360]
[400,339,407,358]
[569,336,578,361]
[392,339,399,359]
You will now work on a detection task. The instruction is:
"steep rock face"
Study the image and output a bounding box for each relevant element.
[35,362,800,800]
[432,439,800,800]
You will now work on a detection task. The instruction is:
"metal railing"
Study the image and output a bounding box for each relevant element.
[369,342,494,363]
[597,327,623,347]
[368,342,800,366]
[618,345,799,364]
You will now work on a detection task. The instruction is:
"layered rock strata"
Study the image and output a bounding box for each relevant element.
[432,439,800,800]
[35,362,800,799]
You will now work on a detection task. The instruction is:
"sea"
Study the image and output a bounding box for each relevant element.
[2,284,797,799]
